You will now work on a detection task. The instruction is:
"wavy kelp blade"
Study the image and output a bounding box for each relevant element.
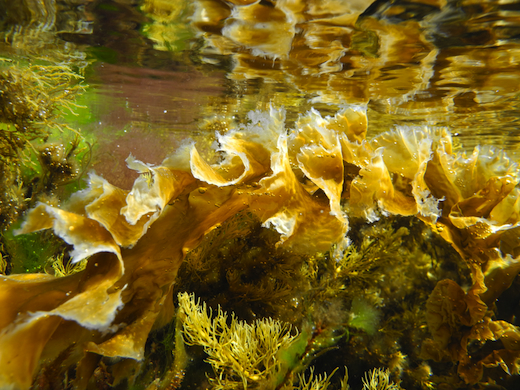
[16,203,123,265]
[254,130,348,252]
[371,126,440,220]
[0,313,62,389]
[122,155,197,229]
[0,159,195,388]
[191,107,285,186]
[0,255,124,390]
[292,109,346,222]
[349,147,414,220]
[78,174,136,246]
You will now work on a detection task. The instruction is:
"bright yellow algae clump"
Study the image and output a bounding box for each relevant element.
[3,105,520,388]
[178,292,299,390]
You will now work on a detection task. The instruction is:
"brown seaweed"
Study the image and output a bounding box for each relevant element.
[3,105,520,388]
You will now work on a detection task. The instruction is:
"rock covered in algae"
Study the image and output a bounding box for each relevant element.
[3,104,520,388]
[0,106,356,389]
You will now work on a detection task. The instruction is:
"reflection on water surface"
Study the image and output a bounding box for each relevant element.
[36,0,520,159]
[139,0,520,154]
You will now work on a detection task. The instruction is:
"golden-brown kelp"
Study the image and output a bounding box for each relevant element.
[0,107,355,388]
[423,278,520,384]
[5,104,520,388]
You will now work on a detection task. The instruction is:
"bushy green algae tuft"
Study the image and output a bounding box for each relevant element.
[0,56,92,276]
[348,297,380,336]
[169,293,401,390]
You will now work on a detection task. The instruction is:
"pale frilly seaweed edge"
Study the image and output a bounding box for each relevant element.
[2,105,520,388]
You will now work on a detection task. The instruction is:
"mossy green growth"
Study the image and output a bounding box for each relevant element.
[3,225,65,274]
[273,324,312,387]
[0,57,88,232]
[348,297,381,336]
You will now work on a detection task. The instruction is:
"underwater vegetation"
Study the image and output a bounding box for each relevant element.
[0,58,92,278]
[3,1,520,389]
[2,102,520,389]
[0,56,94,278]
[175,292,401,390]
[0,60,84,227]
[0,0,94,276]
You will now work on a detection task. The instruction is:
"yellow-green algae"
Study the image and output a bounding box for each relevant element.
[0,0,93,276]
[0,57,95,276]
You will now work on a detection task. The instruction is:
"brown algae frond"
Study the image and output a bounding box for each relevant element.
[4,105,520,389]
